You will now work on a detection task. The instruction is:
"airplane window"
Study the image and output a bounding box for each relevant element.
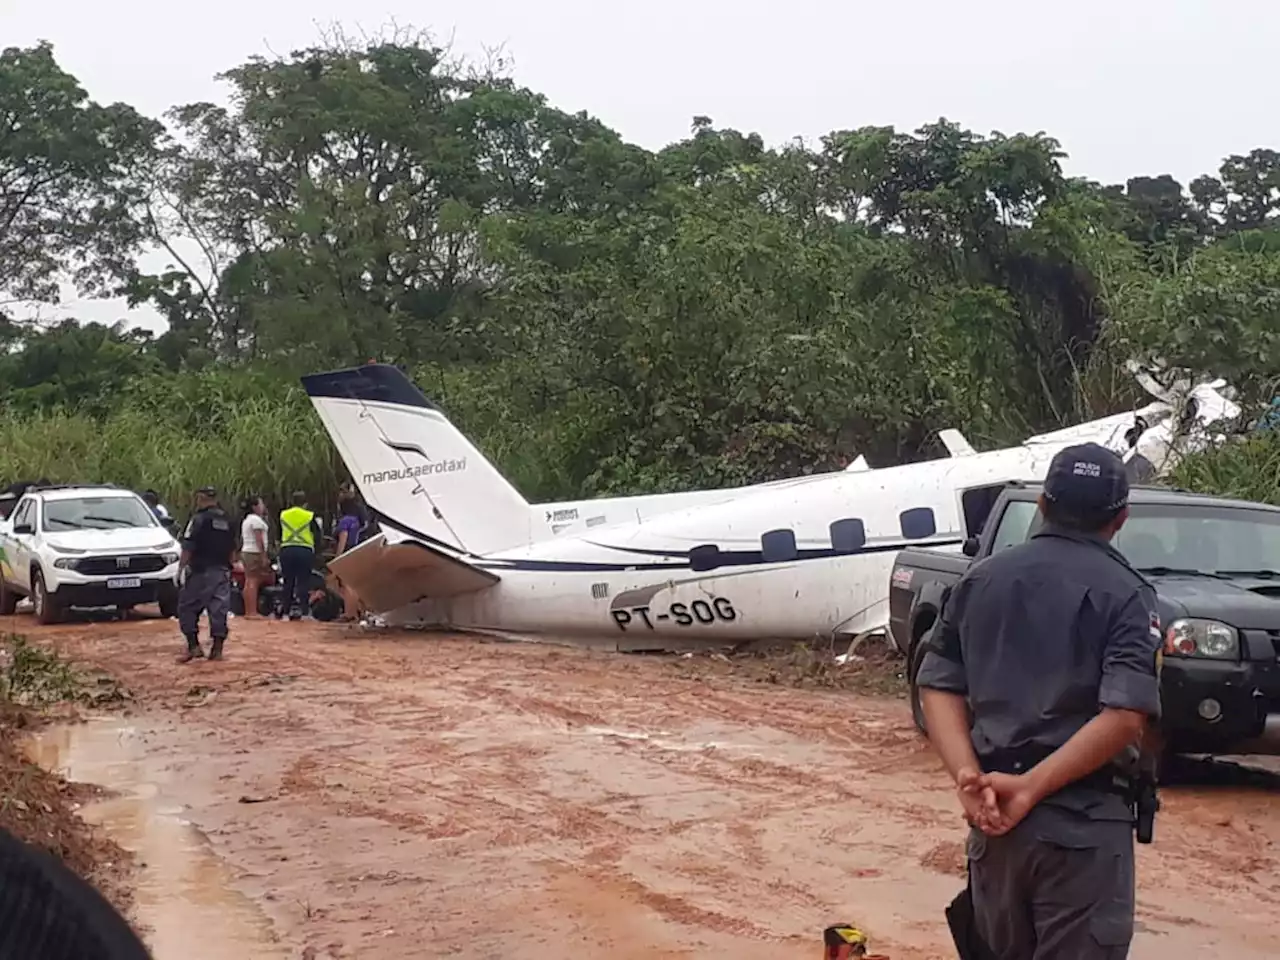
[689,544,722,572]
[830,518,866,553]
[900,507,937,540]
[761,529,798,563]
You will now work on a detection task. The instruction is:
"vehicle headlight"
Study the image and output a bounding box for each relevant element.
[1165,618,1239,659]
[162,552,179,565]
[52,558,79,570]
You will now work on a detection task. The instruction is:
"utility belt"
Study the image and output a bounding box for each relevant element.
[980,745,1132,796]
[979,744,1159,844]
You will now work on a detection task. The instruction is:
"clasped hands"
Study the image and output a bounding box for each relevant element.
[955,767,1042,836]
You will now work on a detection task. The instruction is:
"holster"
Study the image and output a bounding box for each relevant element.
[945,879,996,960]
[1131,772,1160,844]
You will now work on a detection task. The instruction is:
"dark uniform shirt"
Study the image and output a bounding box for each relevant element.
[916,524,1162,824]
[181,506,236,573]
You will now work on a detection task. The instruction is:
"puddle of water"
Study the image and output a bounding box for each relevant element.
[25,717,290,960]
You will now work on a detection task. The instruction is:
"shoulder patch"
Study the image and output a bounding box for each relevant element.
[1149,610,1162,643]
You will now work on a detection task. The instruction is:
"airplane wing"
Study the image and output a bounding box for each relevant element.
[328,530,498,613]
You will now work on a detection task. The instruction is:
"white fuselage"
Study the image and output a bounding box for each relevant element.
[307,360,1240,650]
[378,445,1054,645]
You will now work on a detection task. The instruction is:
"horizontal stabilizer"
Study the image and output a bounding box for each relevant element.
[329,532,498,614]
[844,455,870,472]
[938,429,976,457]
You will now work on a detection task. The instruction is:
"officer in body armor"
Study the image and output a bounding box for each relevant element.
[176,486,236,662]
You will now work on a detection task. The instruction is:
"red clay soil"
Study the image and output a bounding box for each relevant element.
[0,701,133,914]
[3,612,1279,960]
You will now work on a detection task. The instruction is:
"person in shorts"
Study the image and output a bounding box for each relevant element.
[239,495,270,618]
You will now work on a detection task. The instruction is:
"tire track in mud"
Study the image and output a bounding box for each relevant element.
[8,616,1280,959]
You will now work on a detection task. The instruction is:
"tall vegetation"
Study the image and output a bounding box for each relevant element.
[1,34,1278,511]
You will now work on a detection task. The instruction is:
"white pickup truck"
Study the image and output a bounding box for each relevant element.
[0,484,181,624]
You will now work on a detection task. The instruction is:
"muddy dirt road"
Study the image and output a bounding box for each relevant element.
[6,614,1279,959]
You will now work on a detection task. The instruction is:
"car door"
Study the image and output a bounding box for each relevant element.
[5,498,36,592]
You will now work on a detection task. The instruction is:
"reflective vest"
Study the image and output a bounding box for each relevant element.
[280,506,316,550]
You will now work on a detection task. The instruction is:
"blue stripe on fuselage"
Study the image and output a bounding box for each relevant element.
[369,506,963,574]
[473,538,965,573]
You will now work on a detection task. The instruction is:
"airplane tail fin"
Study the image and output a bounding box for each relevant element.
[302,364,536,556]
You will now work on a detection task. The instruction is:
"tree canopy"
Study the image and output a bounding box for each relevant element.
[1,35,1277,508]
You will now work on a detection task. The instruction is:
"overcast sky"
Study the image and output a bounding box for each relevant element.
[4,0,1277,333]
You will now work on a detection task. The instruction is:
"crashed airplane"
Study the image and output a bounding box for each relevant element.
[302,363,1239,650]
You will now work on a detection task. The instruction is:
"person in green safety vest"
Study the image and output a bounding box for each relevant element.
[278,490,322,620]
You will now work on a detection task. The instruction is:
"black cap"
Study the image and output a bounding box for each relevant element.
[196,485,217,497]
[1043,443,1129,514]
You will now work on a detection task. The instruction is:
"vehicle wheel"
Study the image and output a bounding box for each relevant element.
[229,586,245,617]
[157,585,179,619]
[0,581,18,616]
[909,639,930,735]
[31,571,63,625]
[257,590,276,617]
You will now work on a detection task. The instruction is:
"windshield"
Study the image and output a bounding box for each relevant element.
[42,496,159,532]
[1114,503,1280,576]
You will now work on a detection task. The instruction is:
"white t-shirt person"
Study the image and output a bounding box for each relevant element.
[241,513,269,555]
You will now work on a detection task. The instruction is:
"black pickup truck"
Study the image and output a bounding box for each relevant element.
[889,481,1280,757]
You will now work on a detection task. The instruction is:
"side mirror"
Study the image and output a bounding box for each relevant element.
[12,522,34,535]
[961,537,979,558]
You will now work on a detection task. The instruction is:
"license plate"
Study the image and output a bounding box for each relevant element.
[106,577,142,589]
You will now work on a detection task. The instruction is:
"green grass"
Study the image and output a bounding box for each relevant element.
[0,635,128,709]
[1170,429,1280,505]
[1,635,81,707]
[0,402,347,515]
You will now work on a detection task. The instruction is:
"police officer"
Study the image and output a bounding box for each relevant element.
[917,442,1162,959]
[176,485,236,663]
[278,490,322,620]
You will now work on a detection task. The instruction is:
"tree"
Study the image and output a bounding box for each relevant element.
[129,33,659,370]
[0,42,162,307]
[0,320,162,415]
[1,29,1278,510]
[1191,149,1280,236]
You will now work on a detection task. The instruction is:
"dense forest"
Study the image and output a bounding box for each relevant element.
[1,34,1278,511]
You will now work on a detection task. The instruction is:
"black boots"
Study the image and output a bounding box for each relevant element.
[177,635,226,663]
[177,636,205,663]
